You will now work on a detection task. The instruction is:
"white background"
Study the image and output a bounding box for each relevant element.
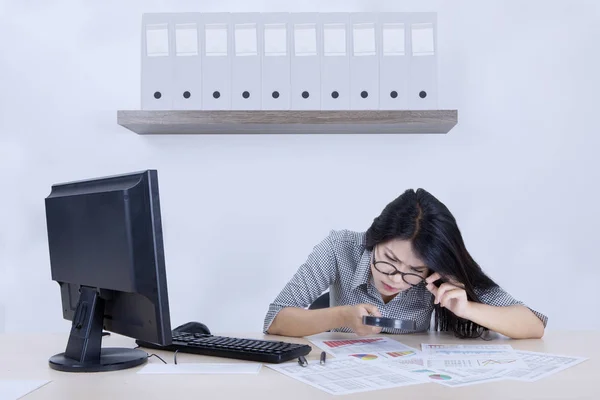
[0,0,598,334]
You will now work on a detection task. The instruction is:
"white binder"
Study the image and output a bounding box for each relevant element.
[260,13,291,110]
[201,13,232,110]
[378,13,409,110]
[141,13,173,110]
[349,13,379,110]
[231,13,262,110]
[319,13,350,110]
[171,13,202,110]
[408,13,438,110]
[290,13,321,110]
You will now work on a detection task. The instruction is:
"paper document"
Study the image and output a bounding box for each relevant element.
[0,380,51,400]
[266,358,425,395]
[502,351,588,382]
[382,356,471,383]
[269,341,589,393]
[381,355,509,386]
[433,369,511,387]
[138,362,262,374]
[421,344,528,370]
[309,337,420,360]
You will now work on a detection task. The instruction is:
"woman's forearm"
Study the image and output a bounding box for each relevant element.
[267,306,346,337]
[465,303,545,339]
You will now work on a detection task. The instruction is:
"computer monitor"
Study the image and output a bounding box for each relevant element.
[44,169,172,372]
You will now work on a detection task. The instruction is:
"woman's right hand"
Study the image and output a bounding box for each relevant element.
[340,304,383,336]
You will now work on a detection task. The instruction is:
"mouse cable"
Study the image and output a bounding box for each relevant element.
[147,353,167,364]
[133,345,167,364]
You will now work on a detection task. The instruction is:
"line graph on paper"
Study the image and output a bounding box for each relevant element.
[480,359,517,366]
[420,343,528,370]
[424,358,526,370]
[433,350,507,356]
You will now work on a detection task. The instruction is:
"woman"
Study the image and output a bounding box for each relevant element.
[263,188,547,339]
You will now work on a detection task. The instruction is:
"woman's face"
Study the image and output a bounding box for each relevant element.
[370,239,429,298]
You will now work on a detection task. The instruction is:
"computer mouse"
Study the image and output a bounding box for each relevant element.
[173,321,211,335]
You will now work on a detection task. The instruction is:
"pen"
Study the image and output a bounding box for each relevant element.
[298,355,308,367]
[320,351,327,365]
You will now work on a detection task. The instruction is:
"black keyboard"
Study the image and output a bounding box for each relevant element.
[135,332,312,364]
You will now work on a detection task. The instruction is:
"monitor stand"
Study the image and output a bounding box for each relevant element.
[49,286,148,372]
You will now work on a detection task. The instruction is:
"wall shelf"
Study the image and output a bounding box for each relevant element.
[117,109,457,135]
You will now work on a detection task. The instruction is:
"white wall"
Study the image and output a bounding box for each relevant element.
[1,0,598,334]
[0,304,4,334]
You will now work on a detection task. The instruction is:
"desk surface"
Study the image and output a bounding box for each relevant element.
[1,330,597,399]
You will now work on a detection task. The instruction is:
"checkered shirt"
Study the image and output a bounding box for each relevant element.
[263,230,548,334]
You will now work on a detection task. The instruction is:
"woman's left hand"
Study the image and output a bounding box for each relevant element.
[425,272,472,319]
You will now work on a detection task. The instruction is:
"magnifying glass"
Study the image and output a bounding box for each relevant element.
[362,316,417,331]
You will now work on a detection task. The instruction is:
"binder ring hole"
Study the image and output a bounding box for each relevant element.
[390,91,398,99]
[331,91,339,99]
[183,91,191,99]
[302,91,310,99]
[153,91,162,99]
[213,91,221,99]
[419,91,427,99]
[361,91,368,99]
[272,91,280,99]
[242,91,250,99]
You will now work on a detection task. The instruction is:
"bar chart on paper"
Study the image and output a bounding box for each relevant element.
[309,337,421,359]
[322,338,383,349]
[387,350,417,358]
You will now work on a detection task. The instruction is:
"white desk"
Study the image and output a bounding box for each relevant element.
[1,331,597,399]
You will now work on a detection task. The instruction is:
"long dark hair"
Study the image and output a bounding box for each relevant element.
[364,188,497,338]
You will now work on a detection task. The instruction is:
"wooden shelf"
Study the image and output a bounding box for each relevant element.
[117,109,457,135]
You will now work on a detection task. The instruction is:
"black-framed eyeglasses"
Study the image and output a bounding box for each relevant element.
[372,247,426,287]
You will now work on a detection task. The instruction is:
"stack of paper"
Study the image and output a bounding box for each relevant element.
[266,337,588,395]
